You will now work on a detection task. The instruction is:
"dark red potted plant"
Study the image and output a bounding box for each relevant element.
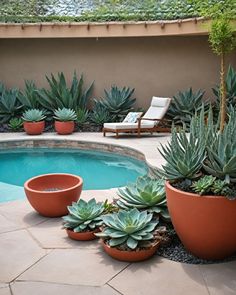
[22,109,46,135]
[53,108,77,135]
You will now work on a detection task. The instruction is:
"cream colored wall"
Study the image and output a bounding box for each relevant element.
[0,36,235,109]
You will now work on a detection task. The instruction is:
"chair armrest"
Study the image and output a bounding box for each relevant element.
[138,117,172,123]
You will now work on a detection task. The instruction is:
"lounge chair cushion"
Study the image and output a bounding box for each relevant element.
[123,112,143,123]
[104,121,155,130]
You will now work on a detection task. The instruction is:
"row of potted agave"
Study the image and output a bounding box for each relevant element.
[22,108,77,135]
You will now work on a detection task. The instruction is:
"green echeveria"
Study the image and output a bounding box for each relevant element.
[96,208,158,250]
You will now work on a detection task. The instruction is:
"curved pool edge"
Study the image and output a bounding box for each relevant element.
[0,133,167,175]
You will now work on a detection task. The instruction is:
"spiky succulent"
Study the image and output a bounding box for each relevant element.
[167,88,208,127]
[76,108,89,125]
[96,209,158,250]
[22,108,46,122]
[203,108,236,183]
[62,198,105,232]
[117,176,169,220]
[0,87,22,123]
[191,175,216,195]
[8,117,23,131]
[54,107,77,122]
[96,86,136,121]
[90,101,114,125]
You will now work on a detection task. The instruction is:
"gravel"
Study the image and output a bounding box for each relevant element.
[157,227,236,265]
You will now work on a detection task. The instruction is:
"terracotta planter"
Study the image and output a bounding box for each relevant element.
[23,121,45,135]
[24,173,83,217]
[55,121,75,135]
[166,181,236,260]
[101,240,160,262]
[66,229,98,241]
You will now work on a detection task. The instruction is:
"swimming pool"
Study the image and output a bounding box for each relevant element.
[0,148,148,202]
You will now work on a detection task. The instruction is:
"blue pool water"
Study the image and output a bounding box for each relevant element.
[0,148,148,202]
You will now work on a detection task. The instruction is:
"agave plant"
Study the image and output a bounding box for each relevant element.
[54,108,77,122]
[18,80,40,109]
[96,86,136,121]
[96,209,158,249]
[90,101,114,125]
[213,65,236,114]
[117,176,169,220]
[0,87,22,123]
[62,198,105,232]
[22,109,46,122]
[167,88,208,127]
[8,117,23,131]
[76,108,89,125]
[37,71,93,112]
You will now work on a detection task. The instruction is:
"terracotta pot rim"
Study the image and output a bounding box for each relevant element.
[101,239,160,252]
[166,180,228,200]
[24,173,83,194]
[55,120,75,123]
[24,121,45,123]
[66,228,99,233]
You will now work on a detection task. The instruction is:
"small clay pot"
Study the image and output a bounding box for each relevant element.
[66,229,98,241]
[101,240,160,262]
[23,121,45,135]
[55,121,75,135]
[24,173,83,217]
[166,181,236,260]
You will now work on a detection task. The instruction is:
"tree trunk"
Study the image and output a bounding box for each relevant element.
[219,53,227,133]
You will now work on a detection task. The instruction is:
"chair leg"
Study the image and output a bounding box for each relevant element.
[103,129,106,137]
[116,131,119,139]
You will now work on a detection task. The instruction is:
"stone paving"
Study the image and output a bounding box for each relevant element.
[0,133,236,295]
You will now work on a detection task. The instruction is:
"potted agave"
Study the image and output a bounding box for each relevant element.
[159,106,236,260]
[22,109,46,135]
[117,176,170,221]
[62,198,105,241]
[96,208,161,262]
[54,107,77,135]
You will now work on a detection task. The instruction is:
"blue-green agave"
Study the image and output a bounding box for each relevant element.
[62,198,105,232]
[96,208,158,250]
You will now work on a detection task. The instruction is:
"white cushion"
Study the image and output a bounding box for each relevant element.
[151,97,171,107]
[123,112,143,123]
[104,121,155,130]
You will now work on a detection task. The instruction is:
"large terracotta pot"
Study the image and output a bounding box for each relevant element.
[166,181,236,260]
[66,229,98,241]
[24,173,83,217]
[101,240,160,262]
[55,121,75,135]
[23,121,45,135]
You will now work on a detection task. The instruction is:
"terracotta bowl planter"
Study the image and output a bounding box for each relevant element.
[55,121,75,135]
[101,240,160,262]
[24,173,83,217]
[166,181,236,260]
[66,229,98,241]
[23,121,45,135]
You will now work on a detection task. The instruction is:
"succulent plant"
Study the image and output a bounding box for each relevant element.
[76,108,89,125]
[0,87,22,123]
[18,80,41,109]
[211,179,227,195]
[90,101,114,125]
[22,108,46,122]
[96,86,136,121]
[62,198,105,232]
[53,108,77,122]
[8,117,23,131]
[191,175,216,195]
[167,88,208,127]
[37,71,93,112]
[117,176,169,220]
[203,108,236,183]
[96,209,158,249]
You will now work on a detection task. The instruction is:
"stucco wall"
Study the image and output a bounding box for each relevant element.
[0,36,235,109]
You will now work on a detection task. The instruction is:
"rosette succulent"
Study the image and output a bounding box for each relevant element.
[62,198,105,232]
[54,107,77,122]
[96,208,158,250]
[22,108,46,122]
[117,176,170,220]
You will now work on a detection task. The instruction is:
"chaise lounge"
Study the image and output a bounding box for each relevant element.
[103,96,171,138]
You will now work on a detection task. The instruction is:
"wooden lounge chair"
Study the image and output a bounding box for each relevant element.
[103,96,171,138]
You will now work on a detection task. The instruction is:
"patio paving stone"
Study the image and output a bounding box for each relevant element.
[0,230,46,283]
[0,286,11,295]
[0,213,20,234]
[199,261,236,295]
[18,248,129,286]
[28,218,100,249]
[11,281,120,295]
[109,256,209,295]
